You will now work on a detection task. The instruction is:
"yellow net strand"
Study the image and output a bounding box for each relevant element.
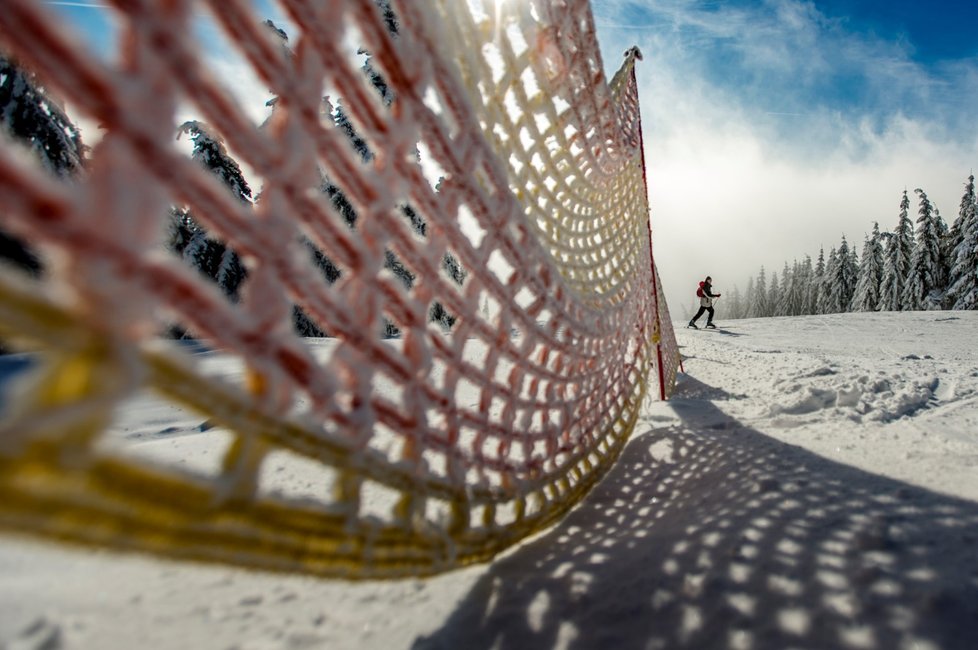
[0,0,676,578]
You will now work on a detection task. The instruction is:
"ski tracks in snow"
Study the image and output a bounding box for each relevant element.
[672,312,978,501]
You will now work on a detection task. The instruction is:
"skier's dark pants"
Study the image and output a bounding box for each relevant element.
[691,305,714,325]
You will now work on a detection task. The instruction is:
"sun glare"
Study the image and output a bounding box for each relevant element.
[467,0,527,24]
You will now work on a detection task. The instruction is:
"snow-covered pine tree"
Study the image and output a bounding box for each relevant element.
[0,54,85,176]
[774,263,789,316]
[785,260,805,316]
[256,20,341,337]
[931,203,950,306]
[829,234,859,312]
[292,236,341,338]
[167,206,197,256]
[902,188,946,310]
[812,248,826,314]
[0,53,86,275]
[172,121,250,301]
[944,173,976,278]
[818,247,838,313]
[766,270,780,317]
[850,222,883,311]
[849,238,860,290]
[946,174,974,261]
[332,101,372,163]
[327,2,466,336]
[260,21,332,335]
[946,174,978,310]
[749,267,767,318]
[775,262,792,316]
[798,255,815,315]
[935,204,950,283]
[877,190,914,311]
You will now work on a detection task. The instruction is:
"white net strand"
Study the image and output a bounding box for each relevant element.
[0,0,679,577]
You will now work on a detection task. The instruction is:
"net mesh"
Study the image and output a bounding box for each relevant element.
[0,0,680,578]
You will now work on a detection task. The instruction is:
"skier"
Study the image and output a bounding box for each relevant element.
[688,276,721,329]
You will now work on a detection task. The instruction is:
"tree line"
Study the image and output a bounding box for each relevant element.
[722,180,978,319]
[0,2,465,340]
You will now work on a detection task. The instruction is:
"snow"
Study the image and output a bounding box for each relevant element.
[2,311,978,649]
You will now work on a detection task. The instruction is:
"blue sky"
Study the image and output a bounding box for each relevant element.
[591,1,978,314]
[42,0,978,316]
[595,0,977,139]
[815,0,978,61]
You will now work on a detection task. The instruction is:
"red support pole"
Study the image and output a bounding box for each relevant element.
[631,63,672,400]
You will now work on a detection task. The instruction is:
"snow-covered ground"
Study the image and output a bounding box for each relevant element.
[1,311,977,650]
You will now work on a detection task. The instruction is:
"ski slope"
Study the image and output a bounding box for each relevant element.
[1,311,977,649]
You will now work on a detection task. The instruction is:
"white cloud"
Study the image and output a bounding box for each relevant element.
[592,0,978,316]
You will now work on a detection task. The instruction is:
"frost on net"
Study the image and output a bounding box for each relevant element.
[0,0,679,577]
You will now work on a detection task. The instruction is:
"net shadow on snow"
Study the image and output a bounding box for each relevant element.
[675,354,736,369]
[415,377,978,650]
[690,327,745,337]
[666,372,750,405]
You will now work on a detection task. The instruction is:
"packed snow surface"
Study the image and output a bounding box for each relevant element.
[1,311,977,649]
